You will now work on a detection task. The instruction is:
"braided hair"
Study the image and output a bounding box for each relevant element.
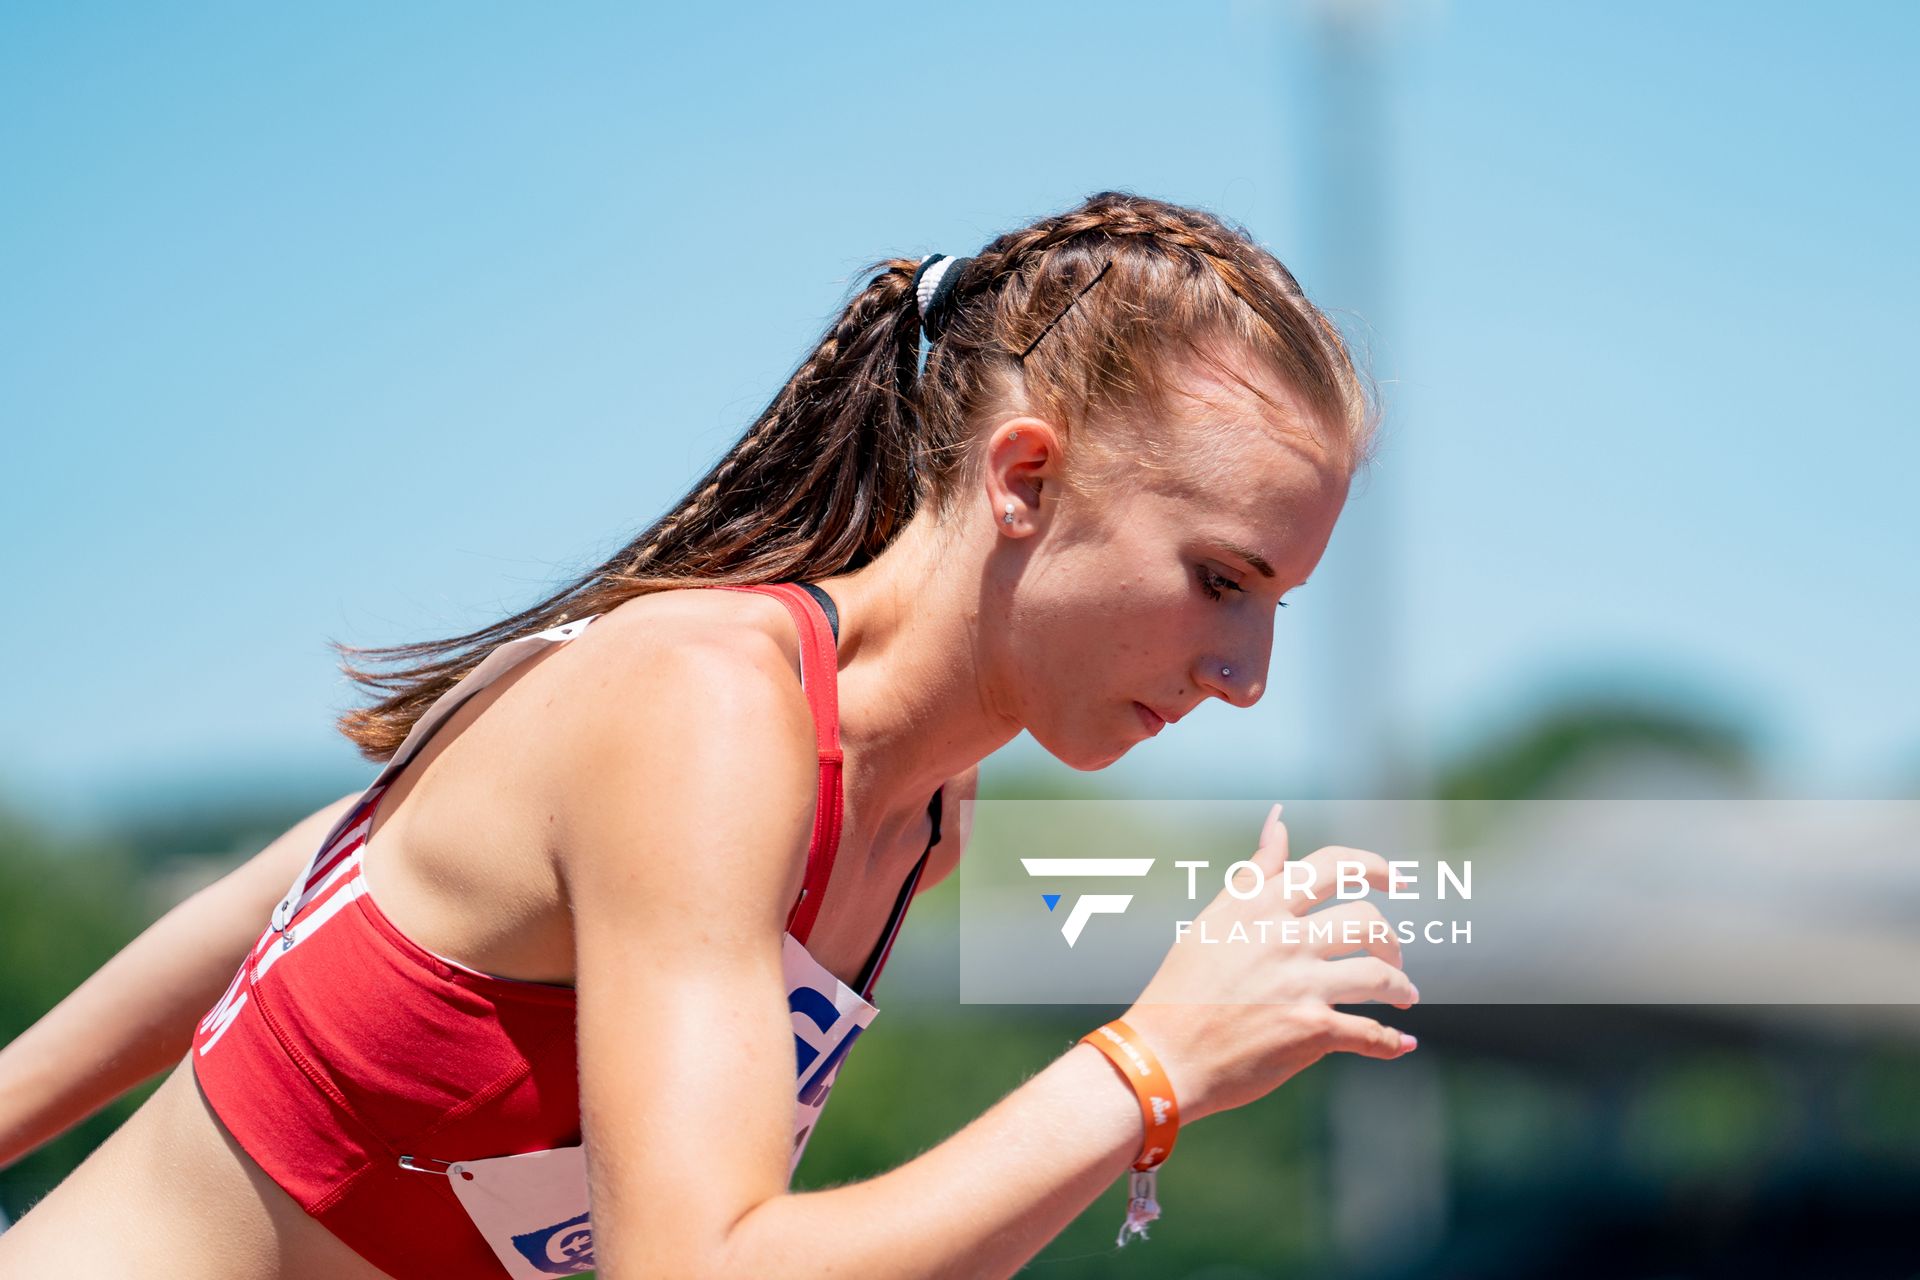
[334,190,1374,760]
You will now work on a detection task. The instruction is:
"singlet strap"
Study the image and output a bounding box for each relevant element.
[855,786,944,1000]
[709,582,846,944]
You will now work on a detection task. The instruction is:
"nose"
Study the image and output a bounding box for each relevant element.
[1198,655,1266,709]
[1198,619,1274,709]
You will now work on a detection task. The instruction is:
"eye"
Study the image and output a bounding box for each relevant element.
[1197,564,1294,608]
[1196,565,1244,602]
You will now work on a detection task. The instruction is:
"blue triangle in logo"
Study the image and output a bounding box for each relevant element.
[1042,893,1061,912]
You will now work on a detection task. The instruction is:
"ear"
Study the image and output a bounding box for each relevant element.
[988,417,1058,532]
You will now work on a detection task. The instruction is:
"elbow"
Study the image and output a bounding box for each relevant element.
[700,1196,772,1280]
[595,1241,727,1280]
[593,1203,766,1280]
[701,1193,815,1280]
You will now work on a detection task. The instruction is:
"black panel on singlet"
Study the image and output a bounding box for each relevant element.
[796,581,839,642]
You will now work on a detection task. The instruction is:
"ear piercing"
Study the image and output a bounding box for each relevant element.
[1003,432,1025,528]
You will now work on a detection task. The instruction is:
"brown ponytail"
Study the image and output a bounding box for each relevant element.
[332,190,1375,761]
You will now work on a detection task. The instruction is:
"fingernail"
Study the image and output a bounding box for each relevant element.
[1400,1034,1418,1052]
[1272,803,1284,822]
[1410,984,1421,1003]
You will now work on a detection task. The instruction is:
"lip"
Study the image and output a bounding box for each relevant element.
[1134,702,1167,736]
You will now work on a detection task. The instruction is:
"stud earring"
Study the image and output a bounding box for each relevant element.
[1003,502,1017,526]
[1221,666,1232,678]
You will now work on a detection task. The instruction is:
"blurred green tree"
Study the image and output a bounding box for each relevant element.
[0,804,154,1217]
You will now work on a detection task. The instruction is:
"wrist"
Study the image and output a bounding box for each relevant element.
[1078,1017,1182,1247]
[1116,1006,1209,1124]
[1066,1041,1153,1165]
[1078,1018,1181,1169]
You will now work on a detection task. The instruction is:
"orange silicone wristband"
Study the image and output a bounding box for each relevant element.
[1079,1018,1180,1170]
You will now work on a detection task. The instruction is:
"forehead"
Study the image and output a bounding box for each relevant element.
[1159,339,1340,466]
[1126,344,1349,555]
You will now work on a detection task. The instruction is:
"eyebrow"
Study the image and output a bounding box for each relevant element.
[1217,540,1277,578]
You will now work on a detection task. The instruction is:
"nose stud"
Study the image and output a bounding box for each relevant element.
[1221,667,1232,678]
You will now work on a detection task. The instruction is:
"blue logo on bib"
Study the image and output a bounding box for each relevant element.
[510,1212,595,1274]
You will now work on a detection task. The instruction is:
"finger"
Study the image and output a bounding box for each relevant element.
[1319,956,1420,1010]
[1249,803,1290,877]
[1276,846,1394,916]
[1298,900,1402,968]
[1320,1009,1417,1060]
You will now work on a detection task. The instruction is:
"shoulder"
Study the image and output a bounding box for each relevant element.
[548,587,815,735]
[540,588,823,927]
[555,586,818,788]
[573,585,810,686]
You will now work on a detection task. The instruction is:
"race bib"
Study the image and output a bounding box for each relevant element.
[447,1147,595,1279]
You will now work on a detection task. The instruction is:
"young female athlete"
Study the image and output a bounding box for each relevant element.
[0,189,1418,1278]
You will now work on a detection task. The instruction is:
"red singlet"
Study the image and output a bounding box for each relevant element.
[190,582,940,1278]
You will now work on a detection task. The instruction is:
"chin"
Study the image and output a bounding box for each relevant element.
[1030,723,1133,772]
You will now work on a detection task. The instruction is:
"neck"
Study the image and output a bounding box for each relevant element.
[811,515,1018,870]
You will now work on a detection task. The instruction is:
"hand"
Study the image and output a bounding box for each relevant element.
[1120,804,1419,1124]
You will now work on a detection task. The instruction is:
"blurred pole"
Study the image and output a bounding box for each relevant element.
[1296,0,1419,805]
[1296,1,1446,1268]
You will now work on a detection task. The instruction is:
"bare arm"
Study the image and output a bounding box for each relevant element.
[562,634,1414,1279]
[717,819,1419,1280]
[0,789,360,1169]
[558,637,1161,1280]
[718,1041,1147,1279]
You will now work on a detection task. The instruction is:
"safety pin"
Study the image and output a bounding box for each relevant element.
[397,1154,458,1176]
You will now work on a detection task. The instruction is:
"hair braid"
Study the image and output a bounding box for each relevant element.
[333,256,926,760]
[332,191,1374,760]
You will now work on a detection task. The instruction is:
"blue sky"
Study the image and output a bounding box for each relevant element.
[3,2,1915,826]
